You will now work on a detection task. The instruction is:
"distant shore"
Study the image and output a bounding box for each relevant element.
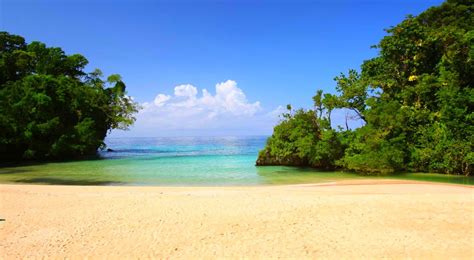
[1,180,473,258]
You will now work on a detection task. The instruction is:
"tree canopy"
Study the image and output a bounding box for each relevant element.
[258,0,473,175]
[0,32,139,161]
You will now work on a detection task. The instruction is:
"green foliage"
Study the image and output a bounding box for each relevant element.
[257,109,320,166]
[0,32,139,160]
[333,70,367,122]
[256,108,347,169]
[310,129,346,169]
[258,0,473,175]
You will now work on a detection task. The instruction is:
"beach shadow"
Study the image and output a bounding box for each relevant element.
[0,168,31,175]
[0,154,107,169]
[13,177,125,186]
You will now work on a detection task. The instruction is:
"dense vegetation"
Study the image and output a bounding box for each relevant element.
[257,0,473,175]
[0,32,139,161]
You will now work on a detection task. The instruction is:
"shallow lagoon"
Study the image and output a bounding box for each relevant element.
[0,137,472,186]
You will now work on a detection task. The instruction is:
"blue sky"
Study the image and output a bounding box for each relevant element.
[1,0,442,136]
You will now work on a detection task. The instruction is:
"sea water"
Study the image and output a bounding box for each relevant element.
[0,136,472,186]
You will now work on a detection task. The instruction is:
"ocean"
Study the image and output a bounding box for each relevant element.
[0,136,472,186]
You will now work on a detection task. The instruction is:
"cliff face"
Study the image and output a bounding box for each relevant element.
[255,148,307,167]
[255,149,278,166]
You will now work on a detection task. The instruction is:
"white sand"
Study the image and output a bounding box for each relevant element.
[1,180,473,259]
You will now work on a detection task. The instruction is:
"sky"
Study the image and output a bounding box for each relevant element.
[1,0,443,137]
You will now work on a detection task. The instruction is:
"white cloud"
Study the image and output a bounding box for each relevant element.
[174,84,198,98]
[153,94,170,107]
[145,80,261,117]
[120,80,282,136]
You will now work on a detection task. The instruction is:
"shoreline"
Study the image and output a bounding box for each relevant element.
[1,180,473,258]
[0,177,472,188]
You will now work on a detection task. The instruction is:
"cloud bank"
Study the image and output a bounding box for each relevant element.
[120,80,280,136]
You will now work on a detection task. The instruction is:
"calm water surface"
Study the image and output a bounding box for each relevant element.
[0,136,472,186]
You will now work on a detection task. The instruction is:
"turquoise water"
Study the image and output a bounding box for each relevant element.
[0,136,472,186]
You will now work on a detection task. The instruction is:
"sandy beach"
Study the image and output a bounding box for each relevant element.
[1,180,473,259]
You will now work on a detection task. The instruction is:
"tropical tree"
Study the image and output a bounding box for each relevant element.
[258,0,473,175]
[0,32,139,160]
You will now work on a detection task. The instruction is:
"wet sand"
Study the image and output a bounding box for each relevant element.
[1,180,473,259]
